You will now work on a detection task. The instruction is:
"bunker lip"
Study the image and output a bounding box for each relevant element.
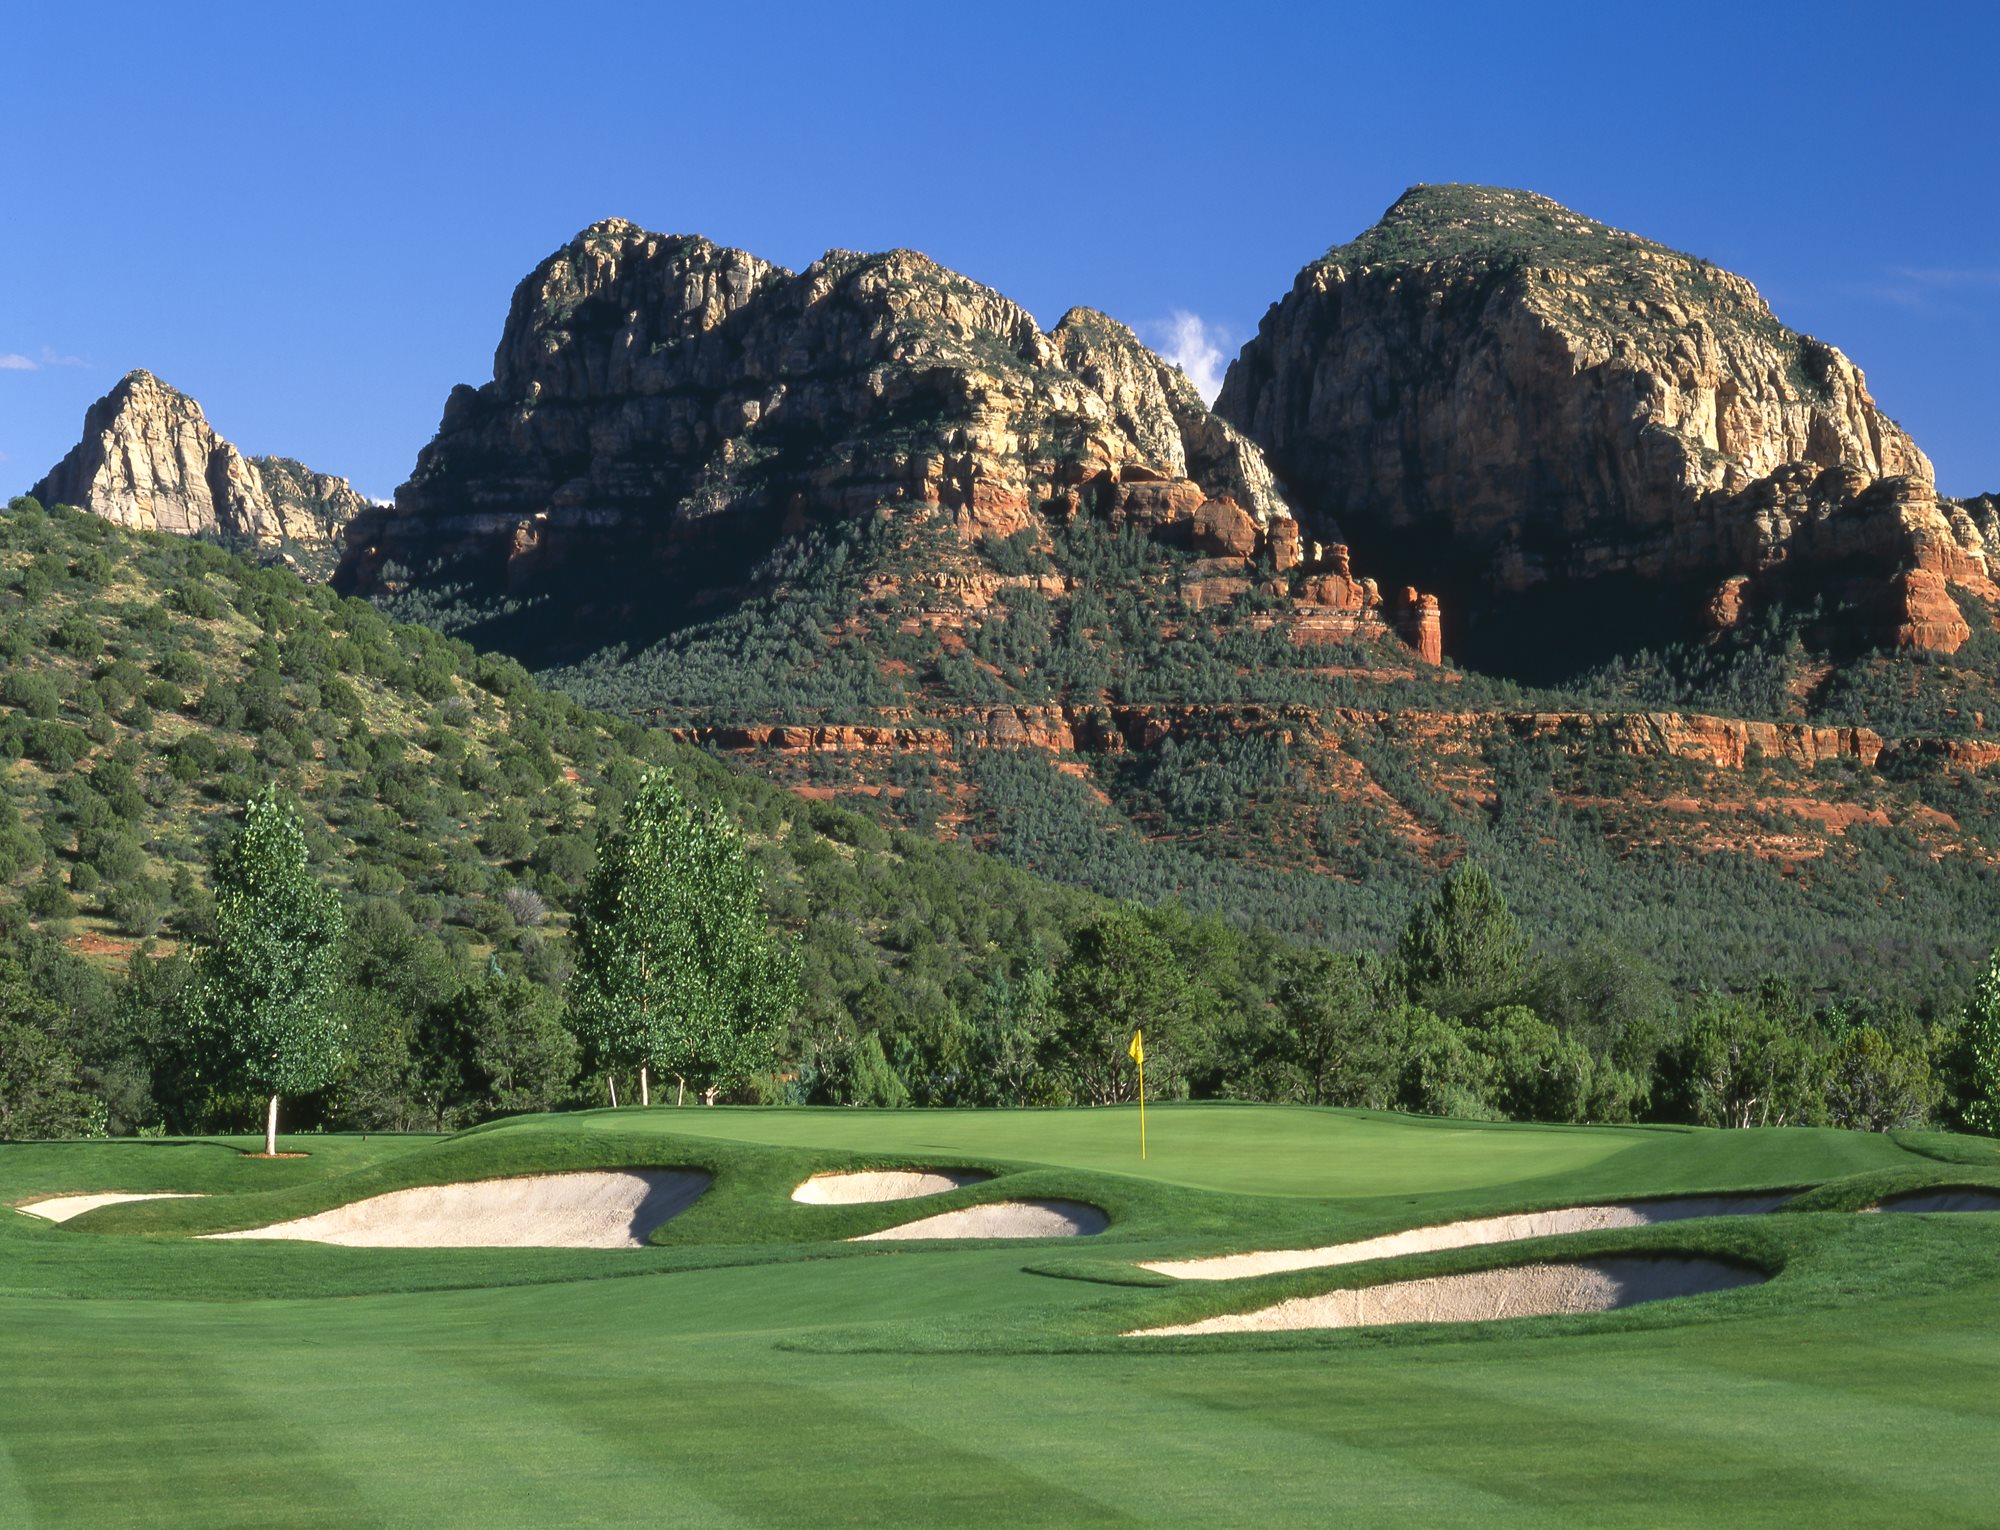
[792,1169,994,1205]
[1866,1187,2000,1214]
[1128,1256,1766,1336]
[1143,1192,1795,1281]
[16,1192,206,1223]
[854,1198,1108,1241]
[201,1169,710,1248]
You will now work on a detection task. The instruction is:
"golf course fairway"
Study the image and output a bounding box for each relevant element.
[4,1104,1998,1527]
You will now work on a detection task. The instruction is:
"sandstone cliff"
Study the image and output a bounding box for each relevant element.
[33,371,368,567]
[1217,184,1991,661]
[333,220,1449,663]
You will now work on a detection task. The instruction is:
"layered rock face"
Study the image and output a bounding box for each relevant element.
[33,371,367,561]
[333,220,1442,661]
[1217,184,1989,658]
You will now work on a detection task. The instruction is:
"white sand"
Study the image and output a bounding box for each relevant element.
[16,1192,204,1223]
[1130,1257,1763,1335]
[854,1198,1108,1240]
[203,1170,710,1248]
[1869,1188,2000,1214]
[792,1169,992,1205]
[1143,1193,1792,1281]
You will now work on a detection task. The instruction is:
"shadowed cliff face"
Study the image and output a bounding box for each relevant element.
[31,371,366,571]
[1216,184,1993,676]
[335,219,1354,663]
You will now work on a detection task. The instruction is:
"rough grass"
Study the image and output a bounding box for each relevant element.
[3,1106,1998,1527]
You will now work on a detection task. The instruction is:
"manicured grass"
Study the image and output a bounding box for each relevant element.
[0,1134,439,1203]
[1,1107,1996,1527]
[560,1101,1651,1196]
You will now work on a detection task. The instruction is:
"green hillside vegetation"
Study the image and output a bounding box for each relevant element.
[521,508,2000,1009]
[1,496,1991,1143]
[0,497,1109,1130]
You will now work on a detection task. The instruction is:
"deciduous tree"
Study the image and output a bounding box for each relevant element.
[1963,952,2000,1136]
[566,773,797,1106]
[188,787,346,1154]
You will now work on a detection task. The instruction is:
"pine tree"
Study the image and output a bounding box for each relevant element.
[566,773,797,1106]
[1395,863,1530,1023]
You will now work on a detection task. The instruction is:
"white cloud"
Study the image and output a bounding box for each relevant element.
[1144,311,1231,405]
[0,348,90,372]
[1889,266,2000,289]
[1839,265,2000,318]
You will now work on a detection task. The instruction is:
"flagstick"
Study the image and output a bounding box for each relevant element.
[1138,1053,1146,1160]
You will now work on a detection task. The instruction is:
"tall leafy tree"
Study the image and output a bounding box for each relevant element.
[1964,951,2000,1136]
[0,954,105,1140]
[1395,862,1530,1022]
[1049,907,1203,1104]
[189,787,347,1155]
[1657,998,1818,1129]
[566,772,797,1106]
[1260,950,1395,1107]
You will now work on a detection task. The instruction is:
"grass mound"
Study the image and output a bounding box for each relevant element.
[1144,1192,1793,1280]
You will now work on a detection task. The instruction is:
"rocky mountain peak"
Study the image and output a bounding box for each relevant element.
[338,218,1383,663]
[1217,184,1968,669]
[32,371,367,570]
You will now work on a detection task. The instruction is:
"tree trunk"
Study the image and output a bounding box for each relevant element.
[265,1093,279,1157]
[675,1074,686,1108]
[608,1074,619,1109]
[640,1065,650,1108]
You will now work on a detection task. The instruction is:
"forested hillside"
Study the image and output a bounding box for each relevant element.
[0,496,1110,1129]
[521,505,2000,1011]
[4,496,1985,1141]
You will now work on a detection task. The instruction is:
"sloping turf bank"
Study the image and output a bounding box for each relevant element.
[786,1208,2000,1356]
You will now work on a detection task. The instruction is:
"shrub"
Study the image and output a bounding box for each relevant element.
[50,613,103,658]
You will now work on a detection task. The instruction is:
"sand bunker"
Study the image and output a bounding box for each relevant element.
[792,1169,992,1205]
[204,1170,709,1248]
[16,1192,204,1223]
[1131,1257,1763,1336]
[854,1198,1107,1240]
[1869,1188,2000,1214]
[1144,1193,1791,1281]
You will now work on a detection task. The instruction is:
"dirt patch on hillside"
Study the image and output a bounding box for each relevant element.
[854,1198,1107,1240]
[1144,1194,1790,1281]
[203,1170,709,1248]
[792,1170,992,1205]
[1130,1257,1763,1336]
[16,1192,204,1223]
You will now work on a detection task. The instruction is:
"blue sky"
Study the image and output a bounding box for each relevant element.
[3,0,1995,501]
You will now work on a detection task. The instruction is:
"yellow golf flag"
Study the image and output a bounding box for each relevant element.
[1130,1029,1146,1159]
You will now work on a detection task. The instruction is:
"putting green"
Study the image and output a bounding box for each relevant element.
[563,1102,1644,1196]
[554,1102,1910,1201]
[1,1107,1994,1527]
